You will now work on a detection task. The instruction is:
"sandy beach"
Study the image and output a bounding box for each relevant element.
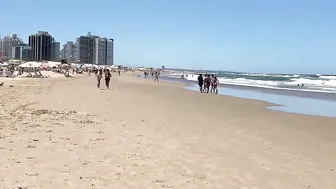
[1,73,335,189]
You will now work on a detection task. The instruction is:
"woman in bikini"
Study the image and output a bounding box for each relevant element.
[213,76,219,94]
[97,69,103,88]
[204,75,211,93]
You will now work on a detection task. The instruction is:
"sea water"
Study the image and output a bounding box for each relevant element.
[185,85,336,118]
[165,70,336,93]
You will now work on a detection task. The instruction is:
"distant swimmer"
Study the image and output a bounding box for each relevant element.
[197,74,204,93]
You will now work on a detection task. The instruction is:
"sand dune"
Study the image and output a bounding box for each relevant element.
[0,74,335,188]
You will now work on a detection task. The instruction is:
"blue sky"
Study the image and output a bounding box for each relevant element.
[2,0,336,74]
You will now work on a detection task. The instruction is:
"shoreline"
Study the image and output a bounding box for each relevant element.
[160,76,336,118]
[161,75,336,102]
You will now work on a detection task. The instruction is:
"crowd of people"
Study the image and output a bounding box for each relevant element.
[92,67,162,90]
[144,70,160,82]
[197,74,219,94]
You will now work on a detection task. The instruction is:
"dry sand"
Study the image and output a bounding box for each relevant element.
[0,73,335,189]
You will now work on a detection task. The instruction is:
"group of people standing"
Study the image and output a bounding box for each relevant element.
[144,70,160,82]
[95,69,112,89]
[197,74,219,94]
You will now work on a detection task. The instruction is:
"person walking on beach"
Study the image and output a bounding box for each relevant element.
[97,69,103,88]
[210,74,215,93]
[197,74,204,93]
[154,71,160,82]
[105,69,112,89]
[204,75,211,93]
[213,76,219,94]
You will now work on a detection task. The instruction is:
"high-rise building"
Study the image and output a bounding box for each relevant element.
[61,41,77,61]
[76,33,95,64]
[51,40,60,61]
[93,37,107,65]
[0,34,23,59]
[60,48,64,59]
[12,45,32,61]
[76,33,114,65]
[0,36,2,57]
[72,42,78,61]
[28,31,53,61]
[106,39,114,65]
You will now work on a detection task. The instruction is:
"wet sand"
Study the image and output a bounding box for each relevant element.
[0,73,335,188]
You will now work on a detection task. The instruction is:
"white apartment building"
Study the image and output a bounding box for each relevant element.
[1,34,23,59]
[93,37,107,65]
[106,39,114,65]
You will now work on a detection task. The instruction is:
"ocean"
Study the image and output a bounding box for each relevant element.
[164,70,336,94]
[159,69,336,117]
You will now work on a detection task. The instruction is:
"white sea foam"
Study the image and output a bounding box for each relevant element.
[319,76,336,80]
[165,71,336,94]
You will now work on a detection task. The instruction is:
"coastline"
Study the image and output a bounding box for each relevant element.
[160,75,336,117]
[161,75,336,102]
[1,73,336,188]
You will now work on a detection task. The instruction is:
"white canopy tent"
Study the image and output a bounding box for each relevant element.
[8,60,22,65]
[45,61,61,67]
[19,61,42,68]
[0,62,9,67]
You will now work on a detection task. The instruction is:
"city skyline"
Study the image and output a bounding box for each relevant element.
[1,31,114,65]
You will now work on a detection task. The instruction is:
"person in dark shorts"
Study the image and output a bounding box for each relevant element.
[197,74,204,93]
[105,69,112,89]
